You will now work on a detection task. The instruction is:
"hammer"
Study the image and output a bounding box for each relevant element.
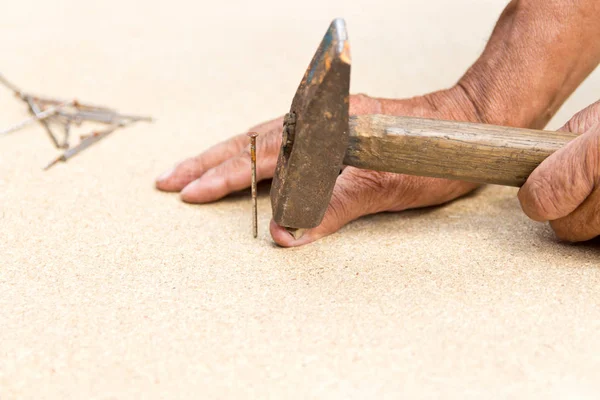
[270,19,578,229]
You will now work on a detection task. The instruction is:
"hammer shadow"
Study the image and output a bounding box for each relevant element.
[348,186,600,266]
[188,180,600,259]
[357,184,485,223]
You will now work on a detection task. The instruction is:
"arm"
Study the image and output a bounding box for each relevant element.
[458,0,600,128]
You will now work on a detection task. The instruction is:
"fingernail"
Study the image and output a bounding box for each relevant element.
[157,167,174,182]
[286,228,306,240]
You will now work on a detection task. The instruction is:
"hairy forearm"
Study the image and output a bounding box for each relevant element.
[458,0,600,129]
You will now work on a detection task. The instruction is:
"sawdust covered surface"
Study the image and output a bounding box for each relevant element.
[1,0,600,398]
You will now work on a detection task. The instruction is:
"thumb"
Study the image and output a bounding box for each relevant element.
[269,168,390,247]
[518,126,600,221]
[269,168,477,247]
[559,100,600,134]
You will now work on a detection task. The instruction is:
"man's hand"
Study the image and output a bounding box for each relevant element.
[518,101,600,242]
[157,0,600,246]
[156,87,482,246]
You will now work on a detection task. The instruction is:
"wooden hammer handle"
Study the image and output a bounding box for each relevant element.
[344,114,578,187]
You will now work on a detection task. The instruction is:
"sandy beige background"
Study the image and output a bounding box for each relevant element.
[1,0,600,398]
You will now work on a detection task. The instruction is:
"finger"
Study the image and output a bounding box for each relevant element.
[270,169,377,247]
[518,128,600,221]
[558,100,600,133]
[550,187,600,242]
[155,134,248,192]
[156,115,284,192]
[550,190,600,242]
[180,145,278,203]
[270,168,478,247]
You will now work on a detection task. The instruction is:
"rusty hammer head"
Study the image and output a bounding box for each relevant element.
[270,19,351,229]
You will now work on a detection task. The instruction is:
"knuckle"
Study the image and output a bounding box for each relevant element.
[227,156,250,174]
[215,158,248,187]
[564,100,600,133]
[261,132,283,156]
[240,147,251,158]
[521,174,563,220]
[230,134,250,153]
[589,99,600,120]
[570,114,585,134]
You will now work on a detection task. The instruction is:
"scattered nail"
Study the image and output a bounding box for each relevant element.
[62,121,71,149]
[43,124,122,170]
[1,73,153,169]
[0,100,74,136]
[25,95,62,148]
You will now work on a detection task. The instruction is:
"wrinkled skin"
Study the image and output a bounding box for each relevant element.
[157,0,600,246]
[156,88,481,247]
[519,101,600,242]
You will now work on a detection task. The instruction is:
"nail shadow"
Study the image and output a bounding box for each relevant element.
[218,179,272,204]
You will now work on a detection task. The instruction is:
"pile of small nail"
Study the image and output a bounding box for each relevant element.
[0,73,152,170]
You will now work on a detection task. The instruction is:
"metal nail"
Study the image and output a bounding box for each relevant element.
[43,125,119,170]
[56,109,153,125]
[62,120,71,149]
[59,109,117,124]
[1,73,153,169]
[25,96,62,148]
[43,120,137,170]
[0,73,25,98]
[35,97,114,113]
[0,100,74,136]
[248,132,259,238]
